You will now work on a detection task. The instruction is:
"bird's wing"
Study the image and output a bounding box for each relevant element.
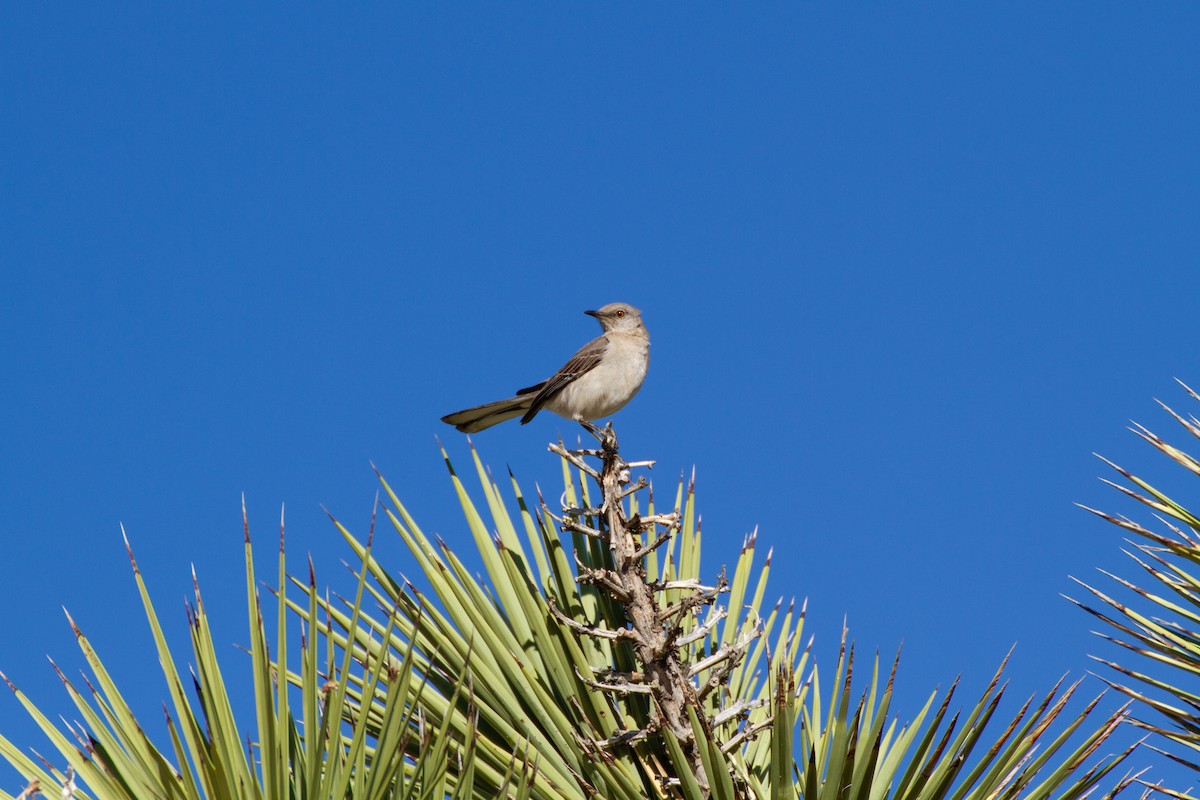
[520,334,608,424]
[515,380,546,396]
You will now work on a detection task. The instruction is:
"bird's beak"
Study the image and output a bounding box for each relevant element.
[584,309,600,318]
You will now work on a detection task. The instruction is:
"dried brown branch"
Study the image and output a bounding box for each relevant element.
[546,421,760,798]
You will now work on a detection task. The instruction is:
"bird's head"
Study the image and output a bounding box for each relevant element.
[585,302,644,333]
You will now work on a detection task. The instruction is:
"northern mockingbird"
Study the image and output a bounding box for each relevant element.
[441,302,650,433]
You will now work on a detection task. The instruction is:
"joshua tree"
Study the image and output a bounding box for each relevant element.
[0,424,1149,799]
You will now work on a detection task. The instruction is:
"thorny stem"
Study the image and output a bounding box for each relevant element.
[548,421,759,798]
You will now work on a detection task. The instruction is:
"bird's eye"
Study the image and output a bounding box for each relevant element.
[615,309,625,317]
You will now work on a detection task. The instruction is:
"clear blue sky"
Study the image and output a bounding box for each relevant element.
[3,3,1199,793]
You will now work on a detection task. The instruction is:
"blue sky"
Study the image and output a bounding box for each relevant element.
[3,3,1199,793]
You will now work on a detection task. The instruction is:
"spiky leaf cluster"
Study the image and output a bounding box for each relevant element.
[1075,381,1200,777]
[0,425,1148,799]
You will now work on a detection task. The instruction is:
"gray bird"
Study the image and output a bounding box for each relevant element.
[441,302,650,433]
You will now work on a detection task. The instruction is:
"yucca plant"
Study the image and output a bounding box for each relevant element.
[0,424,1151,798]
[1073,380,1200,777]
[287,425,1144,799]
[0,505,493,800]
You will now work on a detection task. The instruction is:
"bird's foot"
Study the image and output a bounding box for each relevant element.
[578,418,618,453]
[577,417,604,438]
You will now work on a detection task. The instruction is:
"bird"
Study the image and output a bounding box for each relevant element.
[441,302,650,434]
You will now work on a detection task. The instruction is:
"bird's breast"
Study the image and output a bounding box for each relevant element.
[546,334,649,421]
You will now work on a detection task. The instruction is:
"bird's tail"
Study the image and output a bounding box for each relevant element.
[441,395,534,433]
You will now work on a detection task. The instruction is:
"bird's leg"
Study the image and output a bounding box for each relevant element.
[577,418,619,454]
[577,417,606,441]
